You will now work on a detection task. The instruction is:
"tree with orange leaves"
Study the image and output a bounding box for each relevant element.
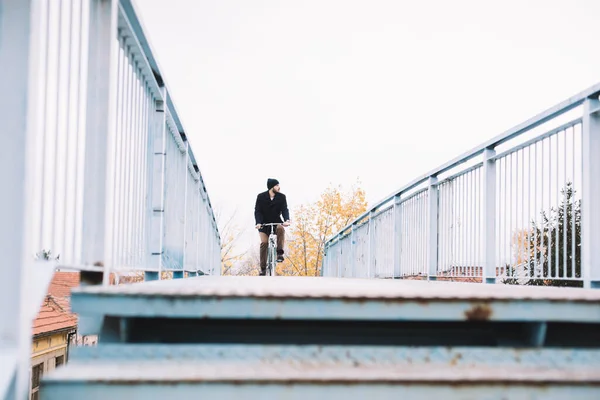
[279,181,367,276]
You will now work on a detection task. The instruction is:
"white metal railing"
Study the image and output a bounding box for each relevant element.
[323,84,600,289]
[1,0,221,398]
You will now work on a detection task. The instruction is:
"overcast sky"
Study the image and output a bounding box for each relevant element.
[134,0,600,253]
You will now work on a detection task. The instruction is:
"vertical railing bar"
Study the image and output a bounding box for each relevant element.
[555,132,560,279]
[338,233,342,278]
[418,195,421,276]
[142,86,152,267]
[516,150,520,273]
[132,71,142,268]
[460,175,466,276]
[129,63,140,268]
[125,53,137,267]
[443,183,448,274]
[529,142,541,277]
[116,40,129,267]
[420,193,423,276]
[541,139,545,280]
[72,0,86,262]
[547,137,552,279]
[81,0,119,279]
[50,0,64,252]
[110,39,122,266]
[118,45,130,267]
[368,210,375,278]
[426,190,429,277]
[438,184,444,274]
[465,172,470,275]
[507,153,518,269]
[527,146,531,280]
[562,129,567,279]
[410,197,414,276]
[469,171,474,275]
[478,168,482,276]
[500,158,506,274]
[37,0,52,250]
[461,174,466,276]
[132,60,143,267]
[61,0,75,261]
[412,197,416,276]
[546,137,551,280]
[348,225,354,278]
[139,76,149,267]
[418,194,421,276]
[415,196,419,276]
[572,126,577,279]
[137,83,148,267]
[579,121,583,281]
[453,178,457,274]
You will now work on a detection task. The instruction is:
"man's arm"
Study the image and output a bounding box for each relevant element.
[281,195,290,223]
[254,194,264,225]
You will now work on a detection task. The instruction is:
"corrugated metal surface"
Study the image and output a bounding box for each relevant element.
[72,276,600,301]
[70,276,600,323]
[44,277,600,398]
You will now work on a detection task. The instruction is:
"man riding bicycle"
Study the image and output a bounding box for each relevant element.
[254,178,291,276]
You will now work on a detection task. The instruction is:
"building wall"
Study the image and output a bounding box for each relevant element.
[30,331,70,400]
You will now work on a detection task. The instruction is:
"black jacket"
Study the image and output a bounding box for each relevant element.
[254,191,290,233]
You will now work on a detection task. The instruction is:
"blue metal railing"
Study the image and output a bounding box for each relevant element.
[0,0,221,398]
[323,83,600,289]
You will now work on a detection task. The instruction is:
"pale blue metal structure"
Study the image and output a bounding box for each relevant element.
[1,0,220,399]
[1,0,600,399]
[323,83,600,289]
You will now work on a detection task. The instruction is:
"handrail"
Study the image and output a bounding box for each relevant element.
[325,82,600,247]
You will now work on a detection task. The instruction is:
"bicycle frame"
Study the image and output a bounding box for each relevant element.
[261,223,281,276]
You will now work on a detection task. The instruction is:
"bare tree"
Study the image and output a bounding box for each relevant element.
[215,208,247,275]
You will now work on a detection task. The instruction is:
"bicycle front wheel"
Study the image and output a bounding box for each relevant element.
[269,243,277,276]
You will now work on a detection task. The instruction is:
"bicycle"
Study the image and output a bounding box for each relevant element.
[258,223,282,276]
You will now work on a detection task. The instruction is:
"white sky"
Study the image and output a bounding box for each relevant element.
[134,0,600,253]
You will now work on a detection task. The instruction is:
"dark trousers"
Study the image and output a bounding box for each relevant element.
[259,225,285,272]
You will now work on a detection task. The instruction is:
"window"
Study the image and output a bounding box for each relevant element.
[55,355,64,367]
[31,363,43,400]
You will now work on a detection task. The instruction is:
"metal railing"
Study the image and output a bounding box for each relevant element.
[1,0,221,398]
[323,83,600,289]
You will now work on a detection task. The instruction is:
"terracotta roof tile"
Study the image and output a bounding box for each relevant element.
[32,272,80,337]
[48,272,80,298]
[32,296,77,336]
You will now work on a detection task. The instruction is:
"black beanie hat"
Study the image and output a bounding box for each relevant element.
[267,178,279,190]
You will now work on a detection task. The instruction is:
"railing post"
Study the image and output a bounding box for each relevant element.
[0,0,48,397]
[173,141,189,280]
[350,225,356,278]
[81,0,118,281]
[321,244,327,277]
[367,210,376,278]
[393,195,402,279]
[427,177,439,280]
[582,97,600,289]
[337,234,343,278]
[181,143,189,278]
[483,148,497,284]
[146,90,166,281]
